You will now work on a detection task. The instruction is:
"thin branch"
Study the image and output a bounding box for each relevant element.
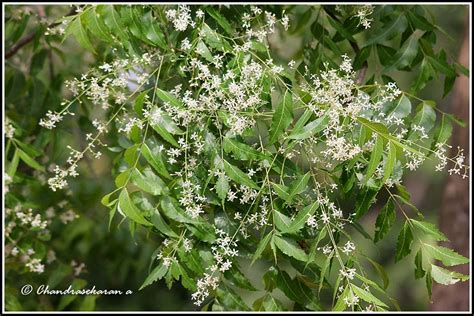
[5,6,78,59]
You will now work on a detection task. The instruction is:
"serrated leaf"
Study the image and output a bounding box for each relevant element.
[354,188,378,219]
[415,249,425,279]
[196,40,214,63]
[150,209,178,238]
[223,138,265,161]
[423,243,469,266]
[366,257,390,290]
[253,294,285,311]
[431,265,469,285]
[387,30,423,71]
[410,59,435,93]
[288,172,310,201]
[430,114,453,151]
[139,263,167,290]
[351,284,388,307]
[273,210,292,233]
[382,142,397,183]
[130,168,167,196]
[141,143,171,179]
[273,235,307,262]
[365,15,408,46]
[288,114,329,140]
[251,232,272,264]
[272,183,290,202]
[269,91,293,144]
[333,285,350,311]
[155,88,183,108]
[118,189,152,226]
[286,202,319,233]
[17,149,45,172]
[223,160,259,189]
[410,219,448,241]
[82,7,114,43]
[206,7,234,35]
[411,101,436,135]
[395,221,413,262]
[426,55,456,77]
[65,16,96,53]
[383,95,412,119]
[215,173,229,201]
[365,134,384,182]
[374,198,396,242]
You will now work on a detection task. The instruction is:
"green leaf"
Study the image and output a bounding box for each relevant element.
[130,168,167,196]
[374,198,396,242]
[410,101,436,136]
[333,285,350,311]
[288,114,329,140]
[160,197,199,224]
[395,221,413,262]
[426,269,433,298]
[17,149,45,172]
[269,91,293,144]
[354,188,378,219]
[141,143,171,179]
[351,284,388,308]
[7,148,20,177]
[65,16,96,53]
[225,265,257,291]
[215,173,229,201]
[426,56,456,77]
[423,243,469,266]
[102,5,129,42]
[139,263,167,290]
[223,160,259,189]
[201,23,232,52]
[155,88,183,108]
[407,11,433,31]
[150,208,178,238]
[286,202,319,233]
[223,138,265,161]
[410,59,435,93]
[273,235,307,262]
[151,123,178,147]
[365,15,408,46]
[272,183,290,202]
[206,7,234,35]
[118,189,153,226]
[431,114,453,151]
[383,95,412,119]
[288,172,310,201]
[251,232,272,264]
[353,45,372,71]
[366,257,390,290]
[431,265,469,285]
[365,134,384,183]
[82,7,114,43]
[275,269,316,306]
[387,30,423,71]
[382,142,397,183]
[410,219,448,241]
[273,210,292,233]
[196,40,214,63]
[253,294,285,311]
[415,249,425,279]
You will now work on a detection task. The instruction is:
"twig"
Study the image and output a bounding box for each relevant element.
[5,6,78,59]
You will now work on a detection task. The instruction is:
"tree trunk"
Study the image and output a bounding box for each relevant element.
[430,10,470,312]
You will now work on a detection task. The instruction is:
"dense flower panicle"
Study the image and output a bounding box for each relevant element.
[24,5,470,310]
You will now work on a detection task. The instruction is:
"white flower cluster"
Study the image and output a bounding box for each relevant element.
[192,229,239,305]
[166,5,194,31]
[5,117,15,138]
[355,5,374,29]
